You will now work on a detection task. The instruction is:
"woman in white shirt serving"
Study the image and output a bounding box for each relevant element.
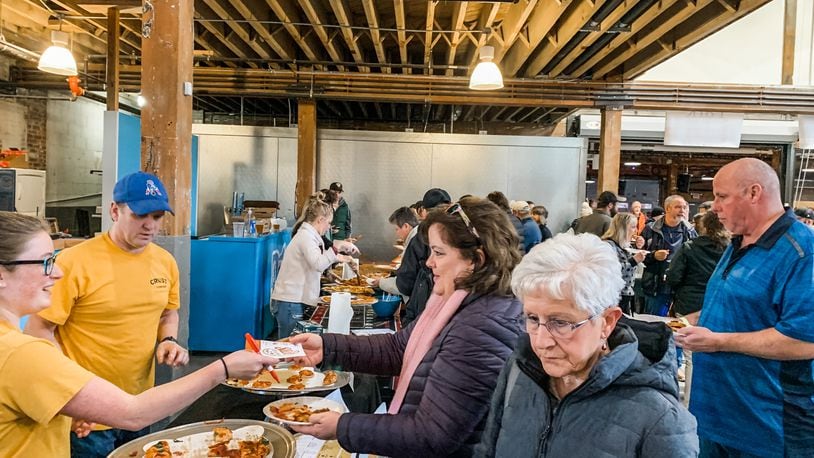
[272,194,354,338]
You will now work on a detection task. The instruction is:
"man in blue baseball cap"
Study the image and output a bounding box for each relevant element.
[25,171,187,456]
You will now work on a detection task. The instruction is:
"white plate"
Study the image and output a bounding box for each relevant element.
[224,366,350,394]
[263,396,347,426]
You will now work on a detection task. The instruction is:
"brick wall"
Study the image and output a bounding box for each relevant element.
[23,91,47,170]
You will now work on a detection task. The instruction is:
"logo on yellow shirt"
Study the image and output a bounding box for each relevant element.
[150,277,169,288]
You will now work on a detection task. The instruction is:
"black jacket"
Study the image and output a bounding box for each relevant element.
[665,236,726,315]
[475,319,698,457]
[332,198,352,240]
[325,293,523,457]
[508,211,525,253]
[395,223,432,326]
[641,219,696,296]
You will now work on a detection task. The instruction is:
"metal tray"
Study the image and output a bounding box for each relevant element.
[107,419,295,458]
[226,370,351,396]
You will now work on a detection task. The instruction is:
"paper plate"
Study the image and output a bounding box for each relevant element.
[263,396,347,426]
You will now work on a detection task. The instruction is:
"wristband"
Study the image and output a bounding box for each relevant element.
[219,357,230,379]
[159,336,178,344]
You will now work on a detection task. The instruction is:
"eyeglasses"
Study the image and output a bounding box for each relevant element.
[0,253,58,276]
[523,313,597,338]
[446,202,481,243]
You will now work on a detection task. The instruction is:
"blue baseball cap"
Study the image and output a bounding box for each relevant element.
[113,171,174,216]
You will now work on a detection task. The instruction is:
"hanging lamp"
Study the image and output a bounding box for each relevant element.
[469,46,503,91]
[38,19,78,77]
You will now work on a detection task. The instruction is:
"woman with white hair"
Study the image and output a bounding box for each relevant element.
[476,233,698,457]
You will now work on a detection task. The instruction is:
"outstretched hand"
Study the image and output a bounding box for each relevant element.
[287,333,324,367]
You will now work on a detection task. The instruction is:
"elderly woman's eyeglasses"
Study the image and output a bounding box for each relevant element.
[446,202,481,243]
[0,253,58,276]
[523,313,598,338]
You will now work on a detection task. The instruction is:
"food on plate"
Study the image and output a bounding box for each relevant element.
[213,426,233,444]
[290,364,303,371]
[323,284,375,295]
[667,319,688,331]
[286,374,302,384]
[145,441,172,458]
[238,439,271,458]
[252,380,273,389]
[287,382,306,390]
[269,402,330,423]
[299,369,314,378]
[322,370,338,386]
[320,295,377,305]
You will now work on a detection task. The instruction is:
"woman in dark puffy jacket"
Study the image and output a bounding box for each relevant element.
[666,211,729,405]
[290,197,523,457]
[476,233,698,458]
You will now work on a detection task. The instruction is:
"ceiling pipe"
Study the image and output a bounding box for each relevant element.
[0,36,40,63]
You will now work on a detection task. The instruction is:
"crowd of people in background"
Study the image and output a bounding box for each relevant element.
[3,157,813,457]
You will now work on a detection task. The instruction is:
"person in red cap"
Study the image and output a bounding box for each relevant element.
[25,171,188,456]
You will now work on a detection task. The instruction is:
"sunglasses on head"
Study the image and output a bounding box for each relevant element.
[446,202,481,244]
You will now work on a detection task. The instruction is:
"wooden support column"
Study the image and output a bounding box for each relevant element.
[782,0,797,85]
[597,108,622,195]
[667,163,679,196]
[141,0,194,235]
[106,7,119,111]
[296,99,317,217]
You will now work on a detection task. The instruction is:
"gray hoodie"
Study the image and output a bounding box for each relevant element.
[476,319,698,457]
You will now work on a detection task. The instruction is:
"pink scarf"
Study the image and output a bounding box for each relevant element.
[388,289,469,414]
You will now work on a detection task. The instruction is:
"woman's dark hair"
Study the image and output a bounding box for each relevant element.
[0,212,49,268]
[699,211,730,250]
[486,191,510,211]
[319,189,339,207]
[421,197,521,296]
[389,206,418,228]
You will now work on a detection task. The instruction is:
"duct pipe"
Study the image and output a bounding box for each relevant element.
[0,36,40,63]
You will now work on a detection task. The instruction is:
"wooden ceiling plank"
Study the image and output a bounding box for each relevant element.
[522,0,611,78]
[533,107,559,124]
[489,106,510,122]
[394,0,409,74]
[624,0,770,78]
[424,1,438,74]
[466,3,500,69]
[499,0,573,77]
[592,0,715,78]
[361,0,390,73]
[358,101,369,118]
[549,0,644,77]
[195,32,239,68]
[47,0,141,50]
[341,101,355,118]
[491,0,538,64]
[227,0,297,63]
[201,0,271,62]
[5,5,104,57]
[570,0,682,78]
[374,102,384,119]
[266,0,322,66]
[444,2,468,76]
[195,10,260,68]
[328,0,369,72]
[516,106,542,123]
[297,0,346,71]
[460,105,475,122]
[506,105,526,121]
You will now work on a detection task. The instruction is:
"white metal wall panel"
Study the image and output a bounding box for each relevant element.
[430,143,510,200]
[196,134,279,235]
[507,145,587,233]
[318,138,433,260]
[276,137,298,221]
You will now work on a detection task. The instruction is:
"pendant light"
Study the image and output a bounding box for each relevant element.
[38,19,78,77]
[469,45,503,90]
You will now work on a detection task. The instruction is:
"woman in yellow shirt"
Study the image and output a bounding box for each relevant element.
[0,211,278,457]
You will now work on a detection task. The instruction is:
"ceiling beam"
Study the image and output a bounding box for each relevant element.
[490,0,538,64]
[522,0,611,78]
[623,0,770,79]
[549,0,644,78]
[362,0,389,73]
[48,0,141,51]
[466,3,500,69]
[195,31,239,68]
[228,0,297,64]
[592,0,715,79]
[499,0,573,77]
[297,0,346,71]
[393,0,411,74]
[374,102,383,120]
[265,0,323,67]
[424,1,438,75]
[444,2,468,76]
[201,0,275,63]
[194,6,260,69]
[328,0,369,72]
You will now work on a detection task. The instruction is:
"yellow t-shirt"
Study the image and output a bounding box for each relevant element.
[0,320,94,457]
[38,233,179,419]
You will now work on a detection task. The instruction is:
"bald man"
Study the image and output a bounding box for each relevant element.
[675,158,814,457]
